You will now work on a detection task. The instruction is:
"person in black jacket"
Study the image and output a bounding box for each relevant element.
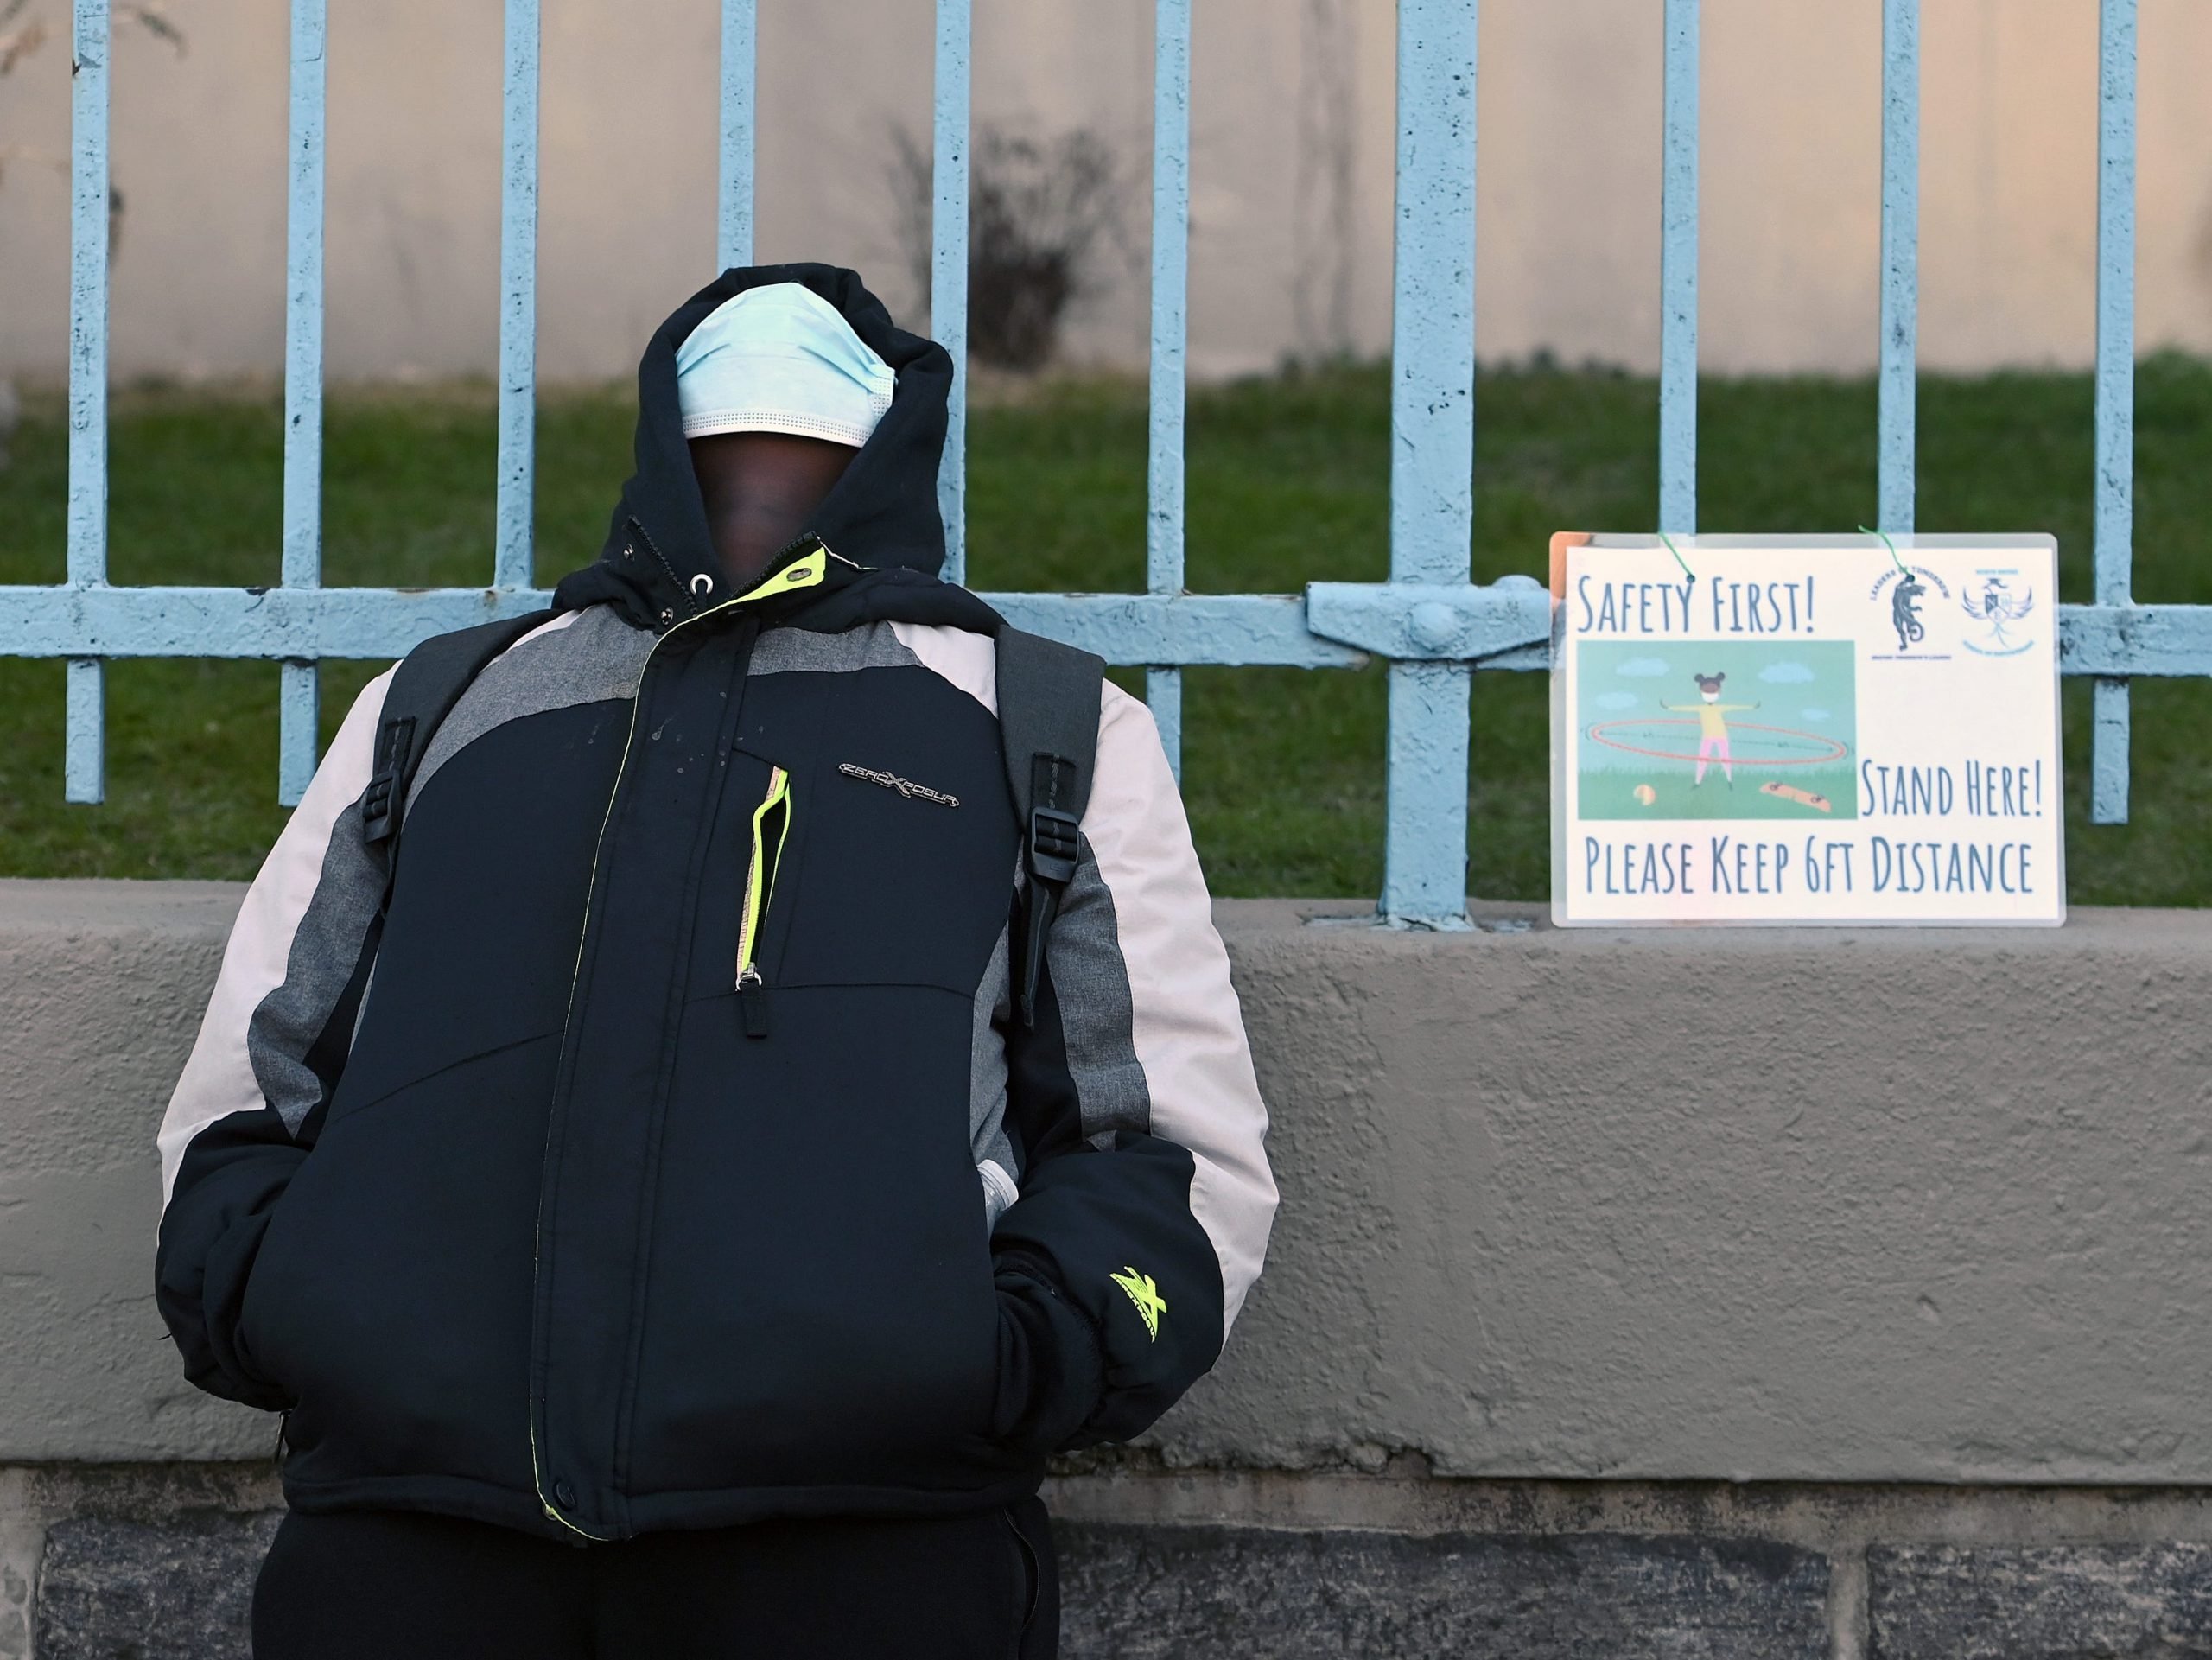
[156,267,1277,1658]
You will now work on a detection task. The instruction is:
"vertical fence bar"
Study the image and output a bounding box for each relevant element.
[1147,0,1192,779]
[493,0,540,595]
[64,659,105,800]
[932,0,971,586]
[2091,0,2137,824]
[1657,0,1698,535]
[1382,0,1478,925]
[1878,0,1918,535]
[64,0,110,805]
[277,0,327,805]
[718,0,755,268]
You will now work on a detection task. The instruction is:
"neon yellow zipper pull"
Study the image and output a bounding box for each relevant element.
[735,765,791,1040]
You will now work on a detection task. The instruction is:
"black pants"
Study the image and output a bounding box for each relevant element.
[252,1500,1057,1660]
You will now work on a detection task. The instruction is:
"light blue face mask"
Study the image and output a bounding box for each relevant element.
[675,283,897,448]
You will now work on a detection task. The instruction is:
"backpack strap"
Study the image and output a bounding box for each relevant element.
[995,626,1107,1028]
[361,610,554,850]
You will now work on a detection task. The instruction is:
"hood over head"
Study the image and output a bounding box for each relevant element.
[554,264,998,636]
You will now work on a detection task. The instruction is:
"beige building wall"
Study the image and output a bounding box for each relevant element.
[3,0,2210,384]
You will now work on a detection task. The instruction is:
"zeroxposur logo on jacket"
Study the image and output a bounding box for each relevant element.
[1111,1268,1166,1341]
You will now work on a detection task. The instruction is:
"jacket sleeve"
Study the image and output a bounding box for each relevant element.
[154,669,395,1409]
[993,680,1278,1448]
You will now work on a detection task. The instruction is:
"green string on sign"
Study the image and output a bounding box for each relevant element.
[1859,525,1910,576]
[1657,531,1695,582]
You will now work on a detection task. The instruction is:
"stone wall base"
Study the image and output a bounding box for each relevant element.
[11,1462,2212,1658]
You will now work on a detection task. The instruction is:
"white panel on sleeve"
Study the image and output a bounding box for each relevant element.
[889,620,998,716]
[157,668,394,1205]
[1083,682,1279,1329]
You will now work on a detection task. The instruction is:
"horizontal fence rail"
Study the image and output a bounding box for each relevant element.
[10,585,2205,676]
[11,0,2209,925]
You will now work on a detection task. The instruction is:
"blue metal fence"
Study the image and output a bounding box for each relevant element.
[10,0,2212,925]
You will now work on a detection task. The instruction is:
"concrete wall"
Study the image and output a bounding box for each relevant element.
[13,883,2212,1477]
[4,881,2212,1655]
[6,1,2212,382]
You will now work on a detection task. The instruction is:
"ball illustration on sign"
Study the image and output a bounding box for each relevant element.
[1633,783,1657,806]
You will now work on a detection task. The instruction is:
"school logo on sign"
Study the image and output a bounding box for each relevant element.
[1960,571,2037,657]
[1869,564,1952,658]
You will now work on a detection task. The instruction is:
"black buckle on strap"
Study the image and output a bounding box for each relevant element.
[360,716,416,844]
[1028,806,1080,885]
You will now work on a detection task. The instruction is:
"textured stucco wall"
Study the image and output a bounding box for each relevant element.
[1181,900,2212,1485]
[3,881,2209,1483]
[0,884,264,1466]
[7,0,2212,380]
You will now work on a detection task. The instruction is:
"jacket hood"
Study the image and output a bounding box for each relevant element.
[554,264,997,635]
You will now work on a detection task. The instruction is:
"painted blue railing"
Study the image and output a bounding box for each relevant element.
[10,0,2212,925]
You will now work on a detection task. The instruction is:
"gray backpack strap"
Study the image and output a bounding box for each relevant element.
[996,626,1107,1028]
[361,610,554,850]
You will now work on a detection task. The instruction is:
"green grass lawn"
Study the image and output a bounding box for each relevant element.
[3,359,2210,903]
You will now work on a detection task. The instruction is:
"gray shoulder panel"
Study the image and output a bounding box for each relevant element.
[246,793,385,1134]
[409,607,655,813]
[1045,835,1153,1140]
[750,621,918,677]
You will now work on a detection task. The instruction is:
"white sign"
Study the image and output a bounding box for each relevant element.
[1550,534,2063,926]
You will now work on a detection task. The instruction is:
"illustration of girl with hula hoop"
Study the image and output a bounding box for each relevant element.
[1662,671,1758,787]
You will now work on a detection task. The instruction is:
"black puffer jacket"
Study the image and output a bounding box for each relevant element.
[155,266,1277,1541]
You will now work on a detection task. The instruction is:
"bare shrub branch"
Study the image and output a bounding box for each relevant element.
[120,1,186,55]
[0,2,183,83]
[890,122,1128,372]
[0,12,46,76]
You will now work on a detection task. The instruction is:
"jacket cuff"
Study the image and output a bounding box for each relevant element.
[159,1207,293,1412]
[991,1252,1107,1453]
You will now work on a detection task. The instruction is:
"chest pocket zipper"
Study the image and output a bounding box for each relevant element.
[736,765,791,1038]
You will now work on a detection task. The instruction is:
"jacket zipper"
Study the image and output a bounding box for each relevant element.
[528,604,715,1539]
[525,538,832,1540]
[735,766,791,1039]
